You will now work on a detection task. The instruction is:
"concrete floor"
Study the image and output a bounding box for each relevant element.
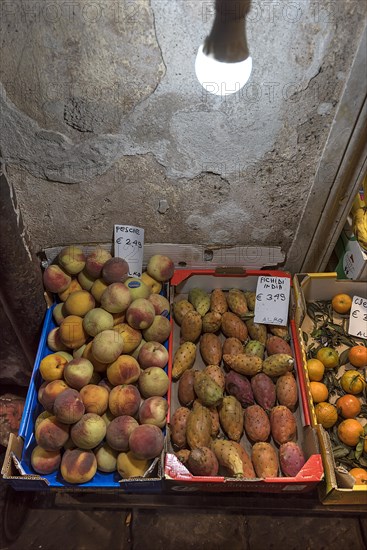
[1,478,366,550]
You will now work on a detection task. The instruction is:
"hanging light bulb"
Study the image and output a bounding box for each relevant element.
[195,0,252,97]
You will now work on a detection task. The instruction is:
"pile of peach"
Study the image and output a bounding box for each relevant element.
[31,246,174,484]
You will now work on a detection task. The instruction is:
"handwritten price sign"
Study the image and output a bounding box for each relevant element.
[348,296,367,340]
[254,276,291,326]
[114,225,144,278]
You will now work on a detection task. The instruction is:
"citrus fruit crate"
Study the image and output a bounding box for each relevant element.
[164,268,323,493]
[293,273,367,505]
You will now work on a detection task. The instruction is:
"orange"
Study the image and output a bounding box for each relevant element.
[340,370,366,395]
[336,394,362,419]
[310,381,329,403]
[348,345,367,368]
[307,358,325,382]
[314,402,338,429]
[348,467,367,486]
[364,438,367,455]
[337,418,364,446]
[316,347,339,369]
[331,293,352,314]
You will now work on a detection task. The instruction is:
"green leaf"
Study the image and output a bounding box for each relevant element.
[302,331,309,344]
[359,456,367,467]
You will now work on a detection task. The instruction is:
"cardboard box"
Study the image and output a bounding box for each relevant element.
[164,269,323,493]
[293,273,367,505]
[1,299,166,493]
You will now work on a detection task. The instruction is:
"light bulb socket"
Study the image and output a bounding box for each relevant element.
[203,0,251,63]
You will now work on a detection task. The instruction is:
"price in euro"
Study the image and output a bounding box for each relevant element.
[256,293,286,303]
[116,237,142,248]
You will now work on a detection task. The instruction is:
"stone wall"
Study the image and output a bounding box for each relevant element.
[0,0,366,383]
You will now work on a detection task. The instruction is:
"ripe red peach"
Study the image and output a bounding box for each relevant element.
[106,355,141,386]
[109,385,141,417]
[61,448,97,484]
[31,446,61,475]
[102,257,129,284]
[106,415,139,451]
[43,265,71,293]
[146,255,174,282]
[53,389,85,424]
[85,247,112,279]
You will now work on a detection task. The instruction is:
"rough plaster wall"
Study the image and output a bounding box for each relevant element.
[1,0,366,258]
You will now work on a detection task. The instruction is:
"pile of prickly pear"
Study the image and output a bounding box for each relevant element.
[170,287,305,479]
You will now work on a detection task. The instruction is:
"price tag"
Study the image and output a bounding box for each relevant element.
[348,295,367,339]
[114,225,144,278]
[254,275,291,326]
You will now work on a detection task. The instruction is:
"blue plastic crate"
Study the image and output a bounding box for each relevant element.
[9,301,167,492]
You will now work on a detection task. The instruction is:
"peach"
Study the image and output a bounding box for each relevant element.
[85,246,112,279]
[47,327,70,352]
[138,342,168,369]
[63,358,93,389]
[148,294,170,316]
[129,424,164,460]
[35,416,70,451]
[102,257,129,284]
[61,448,97,484]
[53,303,67,325]
[146,255,174,282]
[53,389,85,424]
[31,445,61,475]
[83,308,114,337]
[82,342,109,373]
[142,316,171,343]
[106,355,141,386]
[100,283,132,314]
[77,269,96,291]
[113,323,142,353]
[126,299,155,330]
[58,279,83,302]
[117,451,150,478]
[95,443,118,473]
[80,384,109,415]
[43,264,71,294]
[38,381,49,405]
[39,353,68,381]
[138,396,168,428]
[34,410,53,431]
[57,351,73,362]
[58,245,86,275]
[109,385,141,417]
[102,409,115,427]
[40,379,69,412]
[73,344,87,359]
[124,278,151,300]
[90,278,109,302]
[138,367,169,398]
[59,315,88,349]
[131,339,146,360]
[70,413,106,449]
[64,290,95,317]
[106,415,139,451]
[91,329,124,363]
[141,272,162,294]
